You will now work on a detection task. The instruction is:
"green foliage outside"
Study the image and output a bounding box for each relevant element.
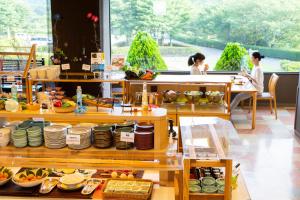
[127,32,167,70]
[0,0,52,63]
[215,43,252,71]
[280,60,300,72]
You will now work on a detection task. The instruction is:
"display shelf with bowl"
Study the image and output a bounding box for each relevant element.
[179,117,250,200]
[127,75,232,125]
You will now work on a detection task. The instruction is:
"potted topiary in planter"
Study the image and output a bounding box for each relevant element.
[123,31,167,80]
[127,31,167,70]
[215,43,253,71]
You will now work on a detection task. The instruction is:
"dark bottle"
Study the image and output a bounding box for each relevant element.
[168,119,176,138]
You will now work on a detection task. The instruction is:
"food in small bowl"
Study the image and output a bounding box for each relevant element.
[53,100,76,113]
[184,91,203,102]
[59,173,85,189]
[205,91,224,104]
[0,167,13,186]
[162,90,180,103]
[12,168,49,187]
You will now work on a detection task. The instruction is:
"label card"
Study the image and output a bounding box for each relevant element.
[7,75,15,82]
[61,63,70,70]
[32,118,45,122]
[82,64,91,71]
[66,134,81,145]
[120,132,135,143]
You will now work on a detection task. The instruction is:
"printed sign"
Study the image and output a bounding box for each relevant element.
[66,134,81,145]
[32,118,45,122]
[120,132,135,143]
[82,64,91,71]
[61,63,71,70]
[7,75,15,82]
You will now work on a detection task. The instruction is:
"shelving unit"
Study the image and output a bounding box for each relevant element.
[27,78,126,103]
[0,44,36,96]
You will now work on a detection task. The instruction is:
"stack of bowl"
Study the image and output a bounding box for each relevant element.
[12,130,27,148]
[134,123,154,150]
[68,127,91,150]
[114,127,134,150]
[27,126,43,147]
[93,125,113,148]
[44,125,68,149]
[115,121,135,130]
[0,128,11,147]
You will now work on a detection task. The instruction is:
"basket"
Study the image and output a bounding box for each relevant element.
[53,106,76,113]
[102,178,153,200]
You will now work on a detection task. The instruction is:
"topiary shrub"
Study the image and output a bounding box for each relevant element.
[215,43,252,71]
[126,31,167,71]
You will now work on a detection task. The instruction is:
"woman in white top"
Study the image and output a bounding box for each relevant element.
[188,53,209,75]
[231,52,265,110]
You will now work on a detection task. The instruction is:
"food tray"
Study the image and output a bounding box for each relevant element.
[102,178,153,200]
[53,106,76,113]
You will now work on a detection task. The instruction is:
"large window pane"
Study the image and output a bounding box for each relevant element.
[0,0,52,64]
[110,0,300,72]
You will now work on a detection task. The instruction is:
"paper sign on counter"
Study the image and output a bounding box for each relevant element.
[66,134,81,145]
[82,64,91,71]
[32,118,45,122]
[7,75,15,82]
[61,64,71,70]
[120,132,134,143]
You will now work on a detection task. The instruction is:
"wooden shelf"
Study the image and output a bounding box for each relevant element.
[30,78,124,83]
[0,145,181,170]
[0,107,168,151]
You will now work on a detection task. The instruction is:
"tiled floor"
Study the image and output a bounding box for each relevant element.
[231,106,299,200]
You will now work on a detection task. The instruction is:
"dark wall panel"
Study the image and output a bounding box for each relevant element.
[51,0,100,72]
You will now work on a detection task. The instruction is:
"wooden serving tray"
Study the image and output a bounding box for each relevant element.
[102,178,153,200]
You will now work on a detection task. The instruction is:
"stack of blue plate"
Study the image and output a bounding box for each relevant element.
[27,126,43,147]
[12,130,27,148]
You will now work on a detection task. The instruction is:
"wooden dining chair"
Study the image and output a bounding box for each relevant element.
[249,73,279,119]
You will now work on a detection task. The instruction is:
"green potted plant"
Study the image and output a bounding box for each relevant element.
[215,43,253,71]
[126,31,167,71]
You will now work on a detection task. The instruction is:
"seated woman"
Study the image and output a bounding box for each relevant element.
[188,53,209,75]
[231,52,264,110]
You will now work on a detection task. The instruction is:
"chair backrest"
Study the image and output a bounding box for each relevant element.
[268,73,279,97]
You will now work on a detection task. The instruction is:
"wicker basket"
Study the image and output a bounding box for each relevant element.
[103,178,153,200]
[53,106,76,113]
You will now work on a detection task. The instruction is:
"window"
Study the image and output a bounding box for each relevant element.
[110,0,300,72]
[0,0,52,64]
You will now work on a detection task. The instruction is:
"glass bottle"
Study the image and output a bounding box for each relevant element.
[76,86,82,109]
[142,82,148,111]
[11,83,18,101]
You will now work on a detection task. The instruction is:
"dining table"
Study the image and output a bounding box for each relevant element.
[231,75,258,129]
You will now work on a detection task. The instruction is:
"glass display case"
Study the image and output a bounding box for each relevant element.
[179,117,250,200]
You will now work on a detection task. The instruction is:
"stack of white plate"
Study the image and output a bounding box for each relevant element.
[68,127,91,150]
[44,125,68,149]
[27,126,43,147]
[0,128,11,147]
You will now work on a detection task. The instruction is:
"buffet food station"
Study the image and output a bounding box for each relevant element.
[0,72,253,200]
